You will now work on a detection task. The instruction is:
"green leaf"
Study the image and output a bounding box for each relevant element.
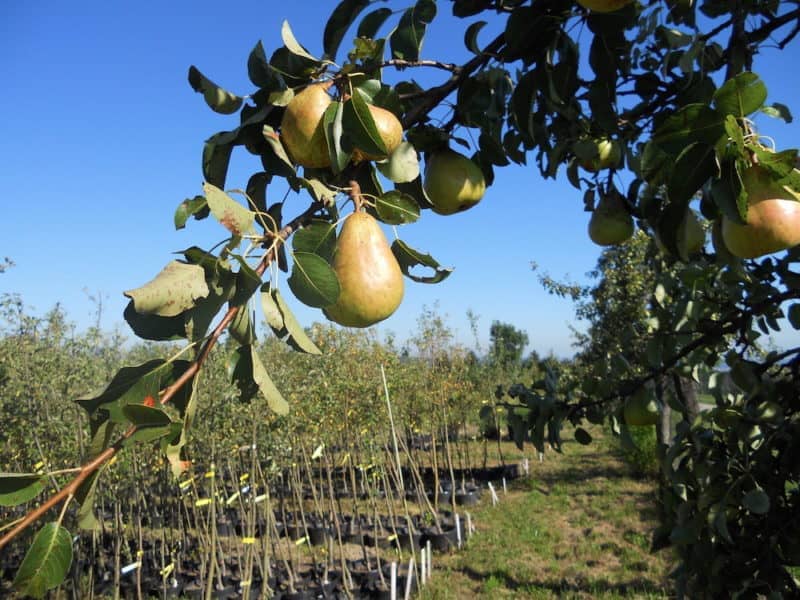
[511,71,537,146]
[357,7,392,39]
[479,132,511,166]
[713,72,767,118]
[123,301,186,341]
[651,104,726,155]
[124,261,209,318]
[268,46,320,86]
[229,306,256,345]
[121,404,179,446]
[230,345,289,415]
[574,427,592,445]
[390,0,437,61]
[375,191,420,225]
[0,473,46,507]
[640,141,673,184]
[13,523,73,599]
[324,0,370,60]
[464,20,487,54]
[288,252,341,308]
[248,41,286,91]
[323,101,349,174]
[391,240,453,284]
[296,176,339,207]
[203,134,234,189]
[76,359,168,422]
[188,66,243,115]
[281,20,319,61]
[261,125,297,178]
[376,141,420,183]
[229,255,263,307]
[343,87,387,157]
[709,503,733,544]
[261,285,322,354]
[788,304,800,329]
[293,219,337,261]
[743,488,770,514]
[122,403,172,427]
[711,160,748,222]
[667,143,719,205]
[74,470,103,532]
[204,182,255,237]
[760,102,793,123]
[174,195,208,230]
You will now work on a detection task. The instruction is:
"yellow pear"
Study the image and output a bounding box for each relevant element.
[280,82,332,169]
[352,104,404,163]
[324,212,404,328]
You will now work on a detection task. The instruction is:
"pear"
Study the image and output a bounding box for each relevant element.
[655,209,705,258]
[623,389,659,427]
[352,105,403,163]
[280,82,332,169]
[588,193,634,246]
[324,212,404,328]
[721,165,800,258]
[423,149,486,215]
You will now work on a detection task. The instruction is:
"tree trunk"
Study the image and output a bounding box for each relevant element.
[672,373,700,424]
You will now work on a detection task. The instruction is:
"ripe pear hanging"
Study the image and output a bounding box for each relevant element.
[280,82,332,169]
[324,211,404,328]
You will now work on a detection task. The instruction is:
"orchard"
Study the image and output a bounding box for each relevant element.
[2,0,800,598]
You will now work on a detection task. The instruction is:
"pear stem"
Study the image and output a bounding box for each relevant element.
[348,180,364,212]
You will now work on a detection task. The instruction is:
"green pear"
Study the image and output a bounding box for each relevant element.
[588,194,634,246]
[280,82,332,169]
[423,150,486,215]
[623,389,659,427]
[352,104,403,163]
[324,212,404,328]
[578,137,623,172]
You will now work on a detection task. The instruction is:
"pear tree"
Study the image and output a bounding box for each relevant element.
[2,1,800,597]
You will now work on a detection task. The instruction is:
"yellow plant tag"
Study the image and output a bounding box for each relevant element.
[195,498,211,507]
[242,537,256,545]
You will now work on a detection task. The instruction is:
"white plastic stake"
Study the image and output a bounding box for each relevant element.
[120,561,140,575]
[539,451,544,463]
[502,477,507,494]
[390,562,397,600]
[455,513,462,548]
[404,558,415,600]
[523,457,530,475]
[427,539,432,577]
[466,512,474,537]
[487,482,499,506]
[420,548,427,584]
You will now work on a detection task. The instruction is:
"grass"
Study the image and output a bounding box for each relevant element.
[419,428,674,599]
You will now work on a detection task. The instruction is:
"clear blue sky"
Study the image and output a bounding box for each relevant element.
[2,1,799,356]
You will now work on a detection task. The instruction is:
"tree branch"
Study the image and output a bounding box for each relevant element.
[401,33,506,130]
[0,201,324,552]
